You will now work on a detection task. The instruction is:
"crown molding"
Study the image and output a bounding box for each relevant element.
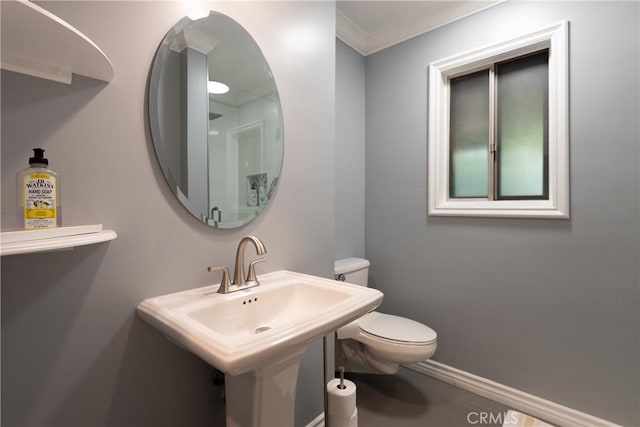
[337,1,506,56]
[336,9,368,56]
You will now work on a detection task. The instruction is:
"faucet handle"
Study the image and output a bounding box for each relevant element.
[245,257,266,283]
[207,265,231,294]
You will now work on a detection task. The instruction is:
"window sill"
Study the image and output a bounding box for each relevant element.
[428,199,569,219]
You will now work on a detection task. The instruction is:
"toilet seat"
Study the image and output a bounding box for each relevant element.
[358,312,437,344]
[344,311,438,366]
[356,326,437,365]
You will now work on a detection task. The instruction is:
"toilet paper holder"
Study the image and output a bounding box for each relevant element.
[338,366,346,390]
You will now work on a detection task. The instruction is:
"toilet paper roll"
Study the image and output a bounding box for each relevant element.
[327,378,357,418]
[328,408,357,427]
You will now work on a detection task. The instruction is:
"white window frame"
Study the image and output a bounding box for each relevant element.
[428,21,569,218]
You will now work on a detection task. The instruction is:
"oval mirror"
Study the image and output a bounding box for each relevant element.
[149,12,284,228]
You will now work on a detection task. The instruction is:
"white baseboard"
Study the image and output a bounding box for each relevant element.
[405,360,621,427]
[305,412,325,427]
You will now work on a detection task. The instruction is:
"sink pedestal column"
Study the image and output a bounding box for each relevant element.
[225,348,306,427]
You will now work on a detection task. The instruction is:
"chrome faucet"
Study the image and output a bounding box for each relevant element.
[208,236,267,294]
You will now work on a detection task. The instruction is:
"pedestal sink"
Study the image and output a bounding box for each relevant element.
[137,270,383,426]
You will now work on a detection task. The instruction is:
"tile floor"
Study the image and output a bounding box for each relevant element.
[346,366,510,427]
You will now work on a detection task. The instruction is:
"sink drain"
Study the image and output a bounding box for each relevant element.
[254,326,272,334]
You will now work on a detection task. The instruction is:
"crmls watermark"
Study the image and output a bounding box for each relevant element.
[467,411,519,425]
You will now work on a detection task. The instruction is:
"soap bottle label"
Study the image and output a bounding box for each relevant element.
[22,173,57,229]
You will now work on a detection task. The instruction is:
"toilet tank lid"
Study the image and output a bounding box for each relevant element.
[334,257,370,275]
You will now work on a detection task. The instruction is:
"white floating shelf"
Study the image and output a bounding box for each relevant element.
[0,224,117,256]
[0,0,114,84]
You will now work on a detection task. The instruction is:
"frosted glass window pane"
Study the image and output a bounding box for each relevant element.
[497,51,548,199]
[449,70,490,198]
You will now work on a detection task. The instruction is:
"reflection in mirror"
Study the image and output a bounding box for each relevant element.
[149,12,283,229]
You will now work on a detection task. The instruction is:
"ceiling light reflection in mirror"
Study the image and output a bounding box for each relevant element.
[208,80,230,94]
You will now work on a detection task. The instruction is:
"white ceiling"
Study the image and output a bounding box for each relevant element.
[336,1,504,56]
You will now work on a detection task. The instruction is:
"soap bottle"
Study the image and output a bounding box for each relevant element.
[16,148,61,230]
[247,184,258,207]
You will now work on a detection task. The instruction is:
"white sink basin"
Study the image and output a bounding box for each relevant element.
[137,270,383,375]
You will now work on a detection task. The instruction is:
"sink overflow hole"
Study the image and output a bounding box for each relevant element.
[242,297,258,305]
[255,326,271,334]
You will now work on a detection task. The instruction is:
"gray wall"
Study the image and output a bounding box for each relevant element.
[364,1,639,425]
[1,1,335,426]
[335,39,366,260]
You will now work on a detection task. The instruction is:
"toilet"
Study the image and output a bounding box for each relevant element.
[334,258,437,375]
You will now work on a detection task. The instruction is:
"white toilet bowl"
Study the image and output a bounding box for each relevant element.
[334,258,438,375]
[337,311,437,374]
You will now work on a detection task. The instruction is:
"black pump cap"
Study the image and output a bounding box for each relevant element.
[29,148,48,166]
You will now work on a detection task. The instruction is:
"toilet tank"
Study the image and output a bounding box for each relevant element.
[334,258,370,287]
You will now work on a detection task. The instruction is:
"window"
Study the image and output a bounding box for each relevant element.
[428,21,569,218]
[450,50,549,200]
